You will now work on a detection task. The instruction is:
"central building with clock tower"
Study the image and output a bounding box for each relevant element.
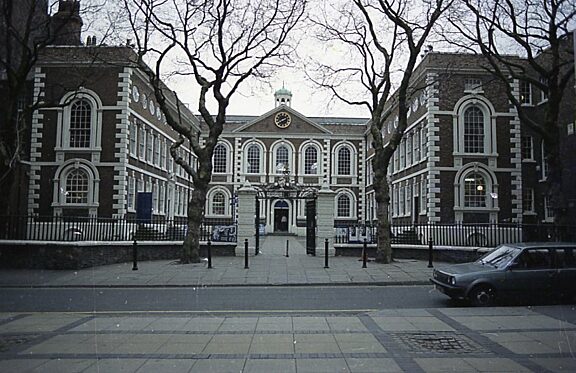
[205,87,368,235]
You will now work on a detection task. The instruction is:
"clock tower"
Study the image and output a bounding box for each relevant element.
[274,85,292,107]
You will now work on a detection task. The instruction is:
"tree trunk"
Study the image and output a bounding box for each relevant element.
[373,153,393,263]
[181,186,206,264]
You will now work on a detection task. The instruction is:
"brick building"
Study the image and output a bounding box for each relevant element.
[7,1,575,237]
[369,48,575,227]
[25,1,199,220]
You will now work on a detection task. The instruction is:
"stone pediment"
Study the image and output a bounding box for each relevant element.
[232,106,332,135]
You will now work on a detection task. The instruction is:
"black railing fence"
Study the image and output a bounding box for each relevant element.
[0,215,237,243]
[335,222,576,247]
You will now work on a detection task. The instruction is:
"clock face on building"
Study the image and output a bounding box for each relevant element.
[274,111,292,128]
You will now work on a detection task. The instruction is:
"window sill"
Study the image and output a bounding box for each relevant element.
[464,89,485,94]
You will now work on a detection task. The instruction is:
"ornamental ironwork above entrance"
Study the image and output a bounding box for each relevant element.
[254,166,318,255]
[254,167,318,200]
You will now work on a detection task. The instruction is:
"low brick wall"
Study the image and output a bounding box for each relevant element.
[0,241,236,270]
[335,244,491,263]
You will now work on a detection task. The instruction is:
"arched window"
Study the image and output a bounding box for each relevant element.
[213,144,227,173]
[304,146,318,174]
[247,144,261,173]
[65,168,89,204]
[463,106,484,153]
[69,99,91,148]
[464,172,486,207]
[337,147,351,175]
[212,192,226,215]
[337,194,351,217]
[276,145,289,171]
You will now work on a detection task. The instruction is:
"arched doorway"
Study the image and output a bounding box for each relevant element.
[273,200,289,232]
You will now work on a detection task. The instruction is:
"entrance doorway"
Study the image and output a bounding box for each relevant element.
[273,200,289,232]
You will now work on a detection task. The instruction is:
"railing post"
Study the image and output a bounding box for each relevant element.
[244,238,249,269]
[207,238,213,269]
[324,238,329,269]
[428,238,434,268]
[285,239,289,257]
[132,233,138,271]
[362,238,367,268]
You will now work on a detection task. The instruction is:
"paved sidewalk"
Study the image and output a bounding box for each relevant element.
[1,236,576,372]
[0,236,433,288]
[1,307,575,372]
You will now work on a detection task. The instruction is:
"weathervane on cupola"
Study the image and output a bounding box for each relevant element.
[274,83,292,107]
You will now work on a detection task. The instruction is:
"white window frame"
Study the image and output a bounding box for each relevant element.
[244,142,265,174]
[333,142,356,177]
[464,77,483,93]
[159,182,165,214]
[455,99,495,156]
[206,187,232,217]
[153,135,160,167]
[212,142,229,174]
[522,188,534,214]
[160,138,167,170]
[543,195,554,222]
[56,90,102,152]
[138,124,146,160]
[520,80,532,105]
[270,140,295,175]
[521,136,534,161]
[129,120,137,157]
[541,140,549,180]
[334,190,356,219]
[420,126,427,161]
[146,129,153,163]
[52,159,100,215]
[127,175,135,212]
[300,142,322,175]
[463,106,485,154]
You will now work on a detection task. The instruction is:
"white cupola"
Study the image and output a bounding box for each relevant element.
[274,85,292,107]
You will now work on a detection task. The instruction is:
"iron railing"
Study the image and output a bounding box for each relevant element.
[335,222,576,247]
[0,215,237,243]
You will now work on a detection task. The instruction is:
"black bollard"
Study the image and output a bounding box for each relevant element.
[428,239,434,268]
[362,239,367,268]
[244,238,249,269]
[285,240,289,257]
[324,238,329,269]
[132,236,138,271]
[207,238,213,269]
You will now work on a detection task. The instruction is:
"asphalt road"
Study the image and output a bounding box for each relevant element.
[0,285,455,312]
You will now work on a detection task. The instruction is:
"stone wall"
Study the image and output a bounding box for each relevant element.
[0,241,235,270]
[335,244,490,263]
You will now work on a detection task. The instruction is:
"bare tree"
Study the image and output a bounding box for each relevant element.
[125,0,306,263]
[448,0,575,225]
[309,0,452,263]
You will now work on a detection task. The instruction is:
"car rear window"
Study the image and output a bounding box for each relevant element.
[556,248,576,268]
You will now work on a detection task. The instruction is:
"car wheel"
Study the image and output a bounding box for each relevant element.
[469,285,496,307]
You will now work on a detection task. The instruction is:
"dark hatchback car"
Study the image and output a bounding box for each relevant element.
[430,242,576,306]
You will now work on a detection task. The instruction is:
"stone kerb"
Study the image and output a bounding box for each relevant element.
[317,184,335,256]
[236,182,257,256]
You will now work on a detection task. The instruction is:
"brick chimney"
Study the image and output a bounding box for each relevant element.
[50,0,83,45]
